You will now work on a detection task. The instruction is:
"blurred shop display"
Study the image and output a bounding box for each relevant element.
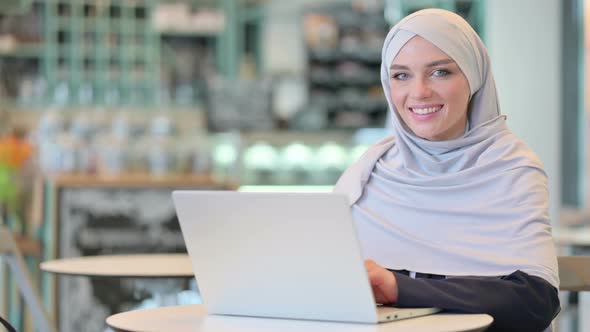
[0,0,32,15]
[239,127,389,186]
[0,0,43,107]
[303,2,389,130]
[35,110,207,176]
[242,140,349,185]
[0,125,36,236]
[0,0,241,108]
[31,109,389,186]
[384,0,484,34]
[160,35,211,107]
[272,75,308,129]
[0,0,161,106]
[206,77,274,131]
[152,2,225,35]
[0,0,485,127]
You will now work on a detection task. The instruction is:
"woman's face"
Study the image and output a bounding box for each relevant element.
[389,36,471,141]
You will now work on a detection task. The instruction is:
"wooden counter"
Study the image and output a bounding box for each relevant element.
[45,172,237,189]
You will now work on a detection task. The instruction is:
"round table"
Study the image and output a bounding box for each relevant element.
[40,253,193,278]
[106,304,493,332]
[41,253,198,330]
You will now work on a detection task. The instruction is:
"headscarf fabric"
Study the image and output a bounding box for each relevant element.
[334,9,559,287]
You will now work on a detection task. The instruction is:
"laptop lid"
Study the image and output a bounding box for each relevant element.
[172,190,380,323]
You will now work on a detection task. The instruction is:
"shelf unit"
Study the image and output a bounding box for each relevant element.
[0,0,258,109]
[43,0,161,107]
[0,0,33,15]
[303,3,390,130]
[0,0,162,107]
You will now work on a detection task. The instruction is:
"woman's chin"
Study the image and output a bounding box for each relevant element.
[410,127,439,141]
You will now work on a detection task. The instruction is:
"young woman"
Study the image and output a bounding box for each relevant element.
[335,9,560,332]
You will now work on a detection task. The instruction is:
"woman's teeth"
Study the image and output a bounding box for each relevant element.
[411,106,442,115]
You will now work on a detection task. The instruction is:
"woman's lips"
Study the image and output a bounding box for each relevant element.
[409,105,444,115]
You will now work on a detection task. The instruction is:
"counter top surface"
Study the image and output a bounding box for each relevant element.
[45,172,235,188]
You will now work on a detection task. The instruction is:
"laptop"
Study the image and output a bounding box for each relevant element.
[172,191,440,323]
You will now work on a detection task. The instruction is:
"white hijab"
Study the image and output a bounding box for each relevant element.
[334,9,559,287]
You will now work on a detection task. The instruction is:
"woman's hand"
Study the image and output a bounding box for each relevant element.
[364,259,399,305]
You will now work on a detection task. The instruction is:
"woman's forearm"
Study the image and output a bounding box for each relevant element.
[391,270,559,332]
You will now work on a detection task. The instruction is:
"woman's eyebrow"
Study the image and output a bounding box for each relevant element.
[426,59,455,67]
[389,59,455,70]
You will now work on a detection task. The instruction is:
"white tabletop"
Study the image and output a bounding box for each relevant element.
[40,253,193,278]
[106,304,493,332]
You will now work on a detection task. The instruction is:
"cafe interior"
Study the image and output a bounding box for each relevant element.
[0,0,587,331]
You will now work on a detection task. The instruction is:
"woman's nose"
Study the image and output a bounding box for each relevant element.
[410,79,432,99]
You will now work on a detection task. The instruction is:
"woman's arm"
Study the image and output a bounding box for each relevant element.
[393,270,559,332]
[365,260,560,332]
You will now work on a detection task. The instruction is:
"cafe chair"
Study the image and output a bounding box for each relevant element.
[0,315,16,332]
[558,256,590,292]
[555,255,590,332]
[0,226,56,332]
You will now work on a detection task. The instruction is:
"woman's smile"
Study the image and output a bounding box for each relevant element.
[409,104,444,116]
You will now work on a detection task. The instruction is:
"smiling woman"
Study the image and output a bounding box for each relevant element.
[388,36,471,141]
[334,8,560,332]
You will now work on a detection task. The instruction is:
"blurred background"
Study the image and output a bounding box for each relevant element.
[0,0,584,331]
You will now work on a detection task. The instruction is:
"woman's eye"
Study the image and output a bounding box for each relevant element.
[433,69,450,77]
[392,72,409,80]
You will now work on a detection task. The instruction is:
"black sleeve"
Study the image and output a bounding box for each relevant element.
[392,270,560,332]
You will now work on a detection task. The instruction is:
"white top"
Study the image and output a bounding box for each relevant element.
[40,254,193,278]
[106,305,493,332]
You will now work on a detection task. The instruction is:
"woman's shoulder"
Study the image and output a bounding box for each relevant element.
[352,135,397,163]
[479,129,545,171]
[333,135,396,199]
[373,134,397,148]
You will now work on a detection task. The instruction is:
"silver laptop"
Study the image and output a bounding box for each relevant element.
[172,191,440,323]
